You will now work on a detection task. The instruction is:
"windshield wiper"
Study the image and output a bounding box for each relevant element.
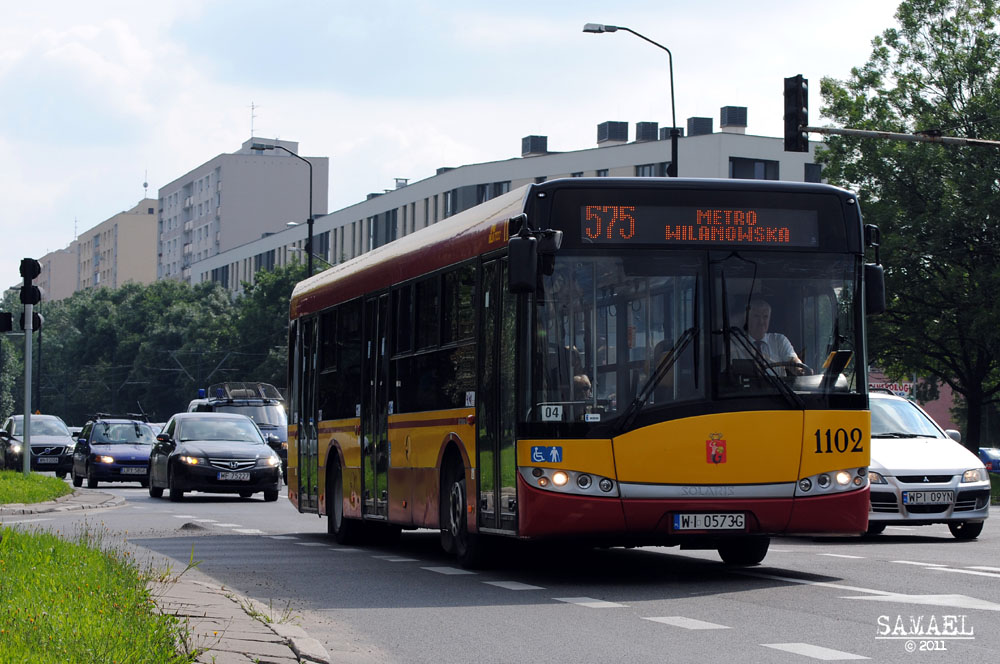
[727,326,804,409]
[872,432,936,438]
[616,327,697,435]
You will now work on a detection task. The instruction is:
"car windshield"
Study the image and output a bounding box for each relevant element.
[177,418,265,443]
[214,404,287,427]
[92,422,156,445]
[13,419,70,437]
[870,398,944,438]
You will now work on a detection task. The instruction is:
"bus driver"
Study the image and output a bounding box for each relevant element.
[736,298,808,375]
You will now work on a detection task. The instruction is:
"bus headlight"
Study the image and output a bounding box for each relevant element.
[552,471,569,487]
[835,470,852,486]
[798,478,812,492]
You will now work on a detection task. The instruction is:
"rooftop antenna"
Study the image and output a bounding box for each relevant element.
[250,101,258,137]
[74,217,78,240]
[143,169,149,198]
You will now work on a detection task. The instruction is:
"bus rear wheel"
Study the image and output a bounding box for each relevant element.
[718,535,770,565]
[328,460,363,545]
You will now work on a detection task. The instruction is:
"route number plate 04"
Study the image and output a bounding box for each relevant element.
[903,490,954,505]
[673,513,746,531]
[218,471,251,481]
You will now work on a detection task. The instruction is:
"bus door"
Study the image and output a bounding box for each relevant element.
[362,293,390,520]
[298,316,320,511]
[477,259,518,533]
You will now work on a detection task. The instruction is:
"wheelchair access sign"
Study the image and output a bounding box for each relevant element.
[531,446,563,463]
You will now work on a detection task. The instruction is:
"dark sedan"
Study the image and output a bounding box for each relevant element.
[148,412,281,502]
[72,418,157,488]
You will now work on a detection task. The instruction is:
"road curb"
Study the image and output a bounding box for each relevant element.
[241,595,333,664]
[0,489,124,516]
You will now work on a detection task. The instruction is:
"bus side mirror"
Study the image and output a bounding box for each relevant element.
[865,263,886,315]
[508,233,538,293]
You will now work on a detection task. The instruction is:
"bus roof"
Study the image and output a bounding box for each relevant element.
[290,184,530,319]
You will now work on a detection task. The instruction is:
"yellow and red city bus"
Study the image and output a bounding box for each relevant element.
[287,178,884,566]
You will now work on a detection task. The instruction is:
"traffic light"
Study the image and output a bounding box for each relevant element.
[0,311,12,332]
[19,311,43,332]
[19,257,42,305]
[784,75,809,152]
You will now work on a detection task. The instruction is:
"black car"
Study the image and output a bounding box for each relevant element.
[72,416,157,488]
[0,414,75,477]
[148,412,282,502]
[187,382,288,484]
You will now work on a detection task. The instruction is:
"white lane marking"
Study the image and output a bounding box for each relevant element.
[969,566,1000,572]
[739,571,895,596]
[818,553,865,559]
[762,643,868,660]
[422,566,476,575]
[214,523,242,527]
[890,560,948,567]
[643,616,730,630]
[931,567,1000,579]
[372,555,418,562]
[267,535,298,540]
[848,593,1000,611]
[0,518,53,524]
[484,581,544,591]
[768,548,795,552]
[553,597,626,608]
[172,514,196,518]
[296,542,329,547]
[192,519,217,523]
[233,528,265,534]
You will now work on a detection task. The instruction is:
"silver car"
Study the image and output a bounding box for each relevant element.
[867,391,990,539]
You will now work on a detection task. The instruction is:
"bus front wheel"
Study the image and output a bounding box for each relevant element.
[718,535,770,565]
[441,458,484,568]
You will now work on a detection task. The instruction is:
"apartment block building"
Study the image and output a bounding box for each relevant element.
[193,107,822,292]
[34,199,158,301]
[157,138,329,284]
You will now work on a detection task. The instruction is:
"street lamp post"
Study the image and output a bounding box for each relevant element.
[583,23,679,177]
[251,143,315,274]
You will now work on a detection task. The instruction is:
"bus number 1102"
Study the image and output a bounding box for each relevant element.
[813,428,864,454]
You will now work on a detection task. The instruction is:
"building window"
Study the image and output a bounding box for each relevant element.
[804,163,822,183]
[535,176,547,184]
[635,164,656,177]
[571,172,584,178]
[729,157,779,180]
[596,169,609,178]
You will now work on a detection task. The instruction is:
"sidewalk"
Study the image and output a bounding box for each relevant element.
[1,490,333,664]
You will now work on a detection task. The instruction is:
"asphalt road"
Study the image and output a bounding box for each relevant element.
[5,483,999,663]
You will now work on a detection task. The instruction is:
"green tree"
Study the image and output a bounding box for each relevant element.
[819,0,1000,449]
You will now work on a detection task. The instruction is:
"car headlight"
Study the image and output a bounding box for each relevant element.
[98,455,115,464]
[260,455,280,467]
[868,471,888,484]
[10,443,22,454]
[179,455,202,465]
[962,468,988,483]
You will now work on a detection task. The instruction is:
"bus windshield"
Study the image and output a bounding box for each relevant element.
[529,250,860,427]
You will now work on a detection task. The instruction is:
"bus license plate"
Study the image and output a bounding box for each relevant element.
[37,457,58,464]
[218,471,251,481]
[903,490,954,505]
[121,467,147,475]
[673,513,745,531]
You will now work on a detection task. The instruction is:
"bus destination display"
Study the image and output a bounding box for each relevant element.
[581,205,820,247]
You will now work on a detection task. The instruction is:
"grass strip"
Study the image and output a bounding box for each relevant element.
[0,527,195,664]
[0,471,73,505]
[991,472,1000,505]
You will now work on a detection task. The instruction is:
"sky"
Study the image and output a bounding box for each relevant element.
[0,0,903,286]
